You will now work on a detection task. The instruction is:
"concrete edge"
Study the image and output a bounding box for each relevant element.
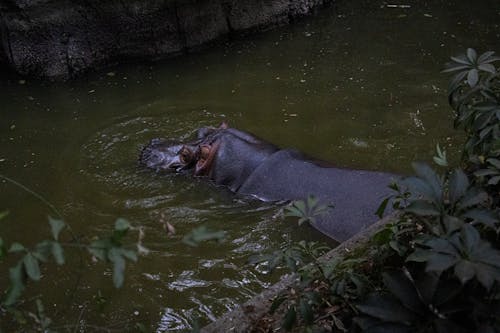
[201,213,399,332]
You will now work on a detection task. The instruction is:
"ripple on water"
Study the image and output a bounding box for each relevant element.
[74,113,292,331]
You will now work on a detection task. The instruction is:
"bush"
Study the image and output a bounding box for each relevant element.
[265,48,500,332]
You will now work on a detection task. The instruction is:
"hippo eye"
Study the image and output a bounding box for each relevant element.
[179,146,193,164]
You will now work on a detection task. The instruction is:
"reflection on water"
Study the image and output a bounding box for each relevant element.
[1,0,499,330]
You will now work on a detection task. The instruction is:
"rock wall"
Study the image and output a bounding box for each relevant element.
[0,0,332,79]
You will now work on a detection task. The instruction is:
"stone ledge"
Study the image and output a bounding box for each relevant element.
[0,0,333,79]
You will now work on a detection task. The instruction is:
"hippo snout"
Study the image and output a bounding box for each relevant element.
[140,146,165,168]
[139,139,196,172]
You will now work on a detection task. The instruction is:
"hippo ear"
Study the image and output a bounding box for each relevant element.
[219,121,228,129]
[194,142,220,176]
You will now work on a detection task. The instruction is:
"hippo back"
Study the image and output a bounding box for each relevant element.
[238,149,397,242]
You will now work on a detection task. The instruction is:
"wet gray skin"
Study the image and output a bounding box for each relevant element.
[140,139,198,172]
[140,126,218,171]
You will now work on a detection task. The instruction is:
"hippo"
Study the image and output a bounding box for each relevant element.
[140,123,397,242]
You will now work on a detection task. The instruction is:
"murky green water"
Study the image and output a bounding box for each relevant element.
[1,0,499,331]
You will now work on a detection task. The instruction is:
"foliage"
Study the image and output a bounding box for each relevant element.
[182,225,226,247]
[284,195,333,226]
[0,171,228,331]
[354,48,500,332]
[262,49,500,332]
[433,144,448,167]
[87,218,139,288]
[1,217,140,309]
[355,268,500,333]
[444,48,500,186]
[356,162,499,332]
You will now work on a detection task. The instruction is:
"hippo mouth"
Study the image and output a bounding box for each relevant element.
[139,138,197,172]
[139,137,220,175]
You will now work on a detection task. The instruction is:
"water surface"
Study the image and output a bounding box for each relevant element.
[1,0,499,330]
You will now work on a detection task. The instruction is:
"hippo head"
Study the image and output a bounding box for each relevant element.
[140,122,279,191]
[140,138,197,172]
[139,123,227,174]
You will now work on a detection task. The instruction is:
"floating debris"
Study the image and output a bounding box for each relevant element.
[349,138,369,148]
[409,109,426,132]
[386,4,411,8]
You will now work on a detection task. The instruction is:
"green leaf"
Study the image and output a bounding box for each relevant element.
[462,209,498,227]
[32,241,51,262]
[373,226,393,245]
[442,64,471,73]
[114,218,131,232]
[182,226,226,247]
[299,299,314,325]
[451,55,471,66]
[405,201,440,216]
[284,205,303,217]
[457,188,488,210]
[48,217,65,241]
[478,51,496,63]
[282,307,297,331]
[88,239,109,261]
[433,144,448,167]
[108,248,126,288]
[449,169,469,204]
[121,248,138,262]
[306,195,318,210]
[23,253,41,281]
[382,271,423,314]
[51,242,65,265]
[454,260,475,284]
[411,162,443,200]
[488,175,500,185]
[467,69,479,87]
[425,237,459,254]
[3,262,26,306]
[461,224,480,254]
[376,197,390,218]
[487,158,500,169]
[478,63,496,74]
[294,200,306,215]
[449,71,468,92]
[443,215,464,234]
[466,48,477,63]
[475,265,496,290]
[425,253,458,273]
[356,293,417,323]
[474,169,498,177]
[9,242,25,253]
[406,249,432,263]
